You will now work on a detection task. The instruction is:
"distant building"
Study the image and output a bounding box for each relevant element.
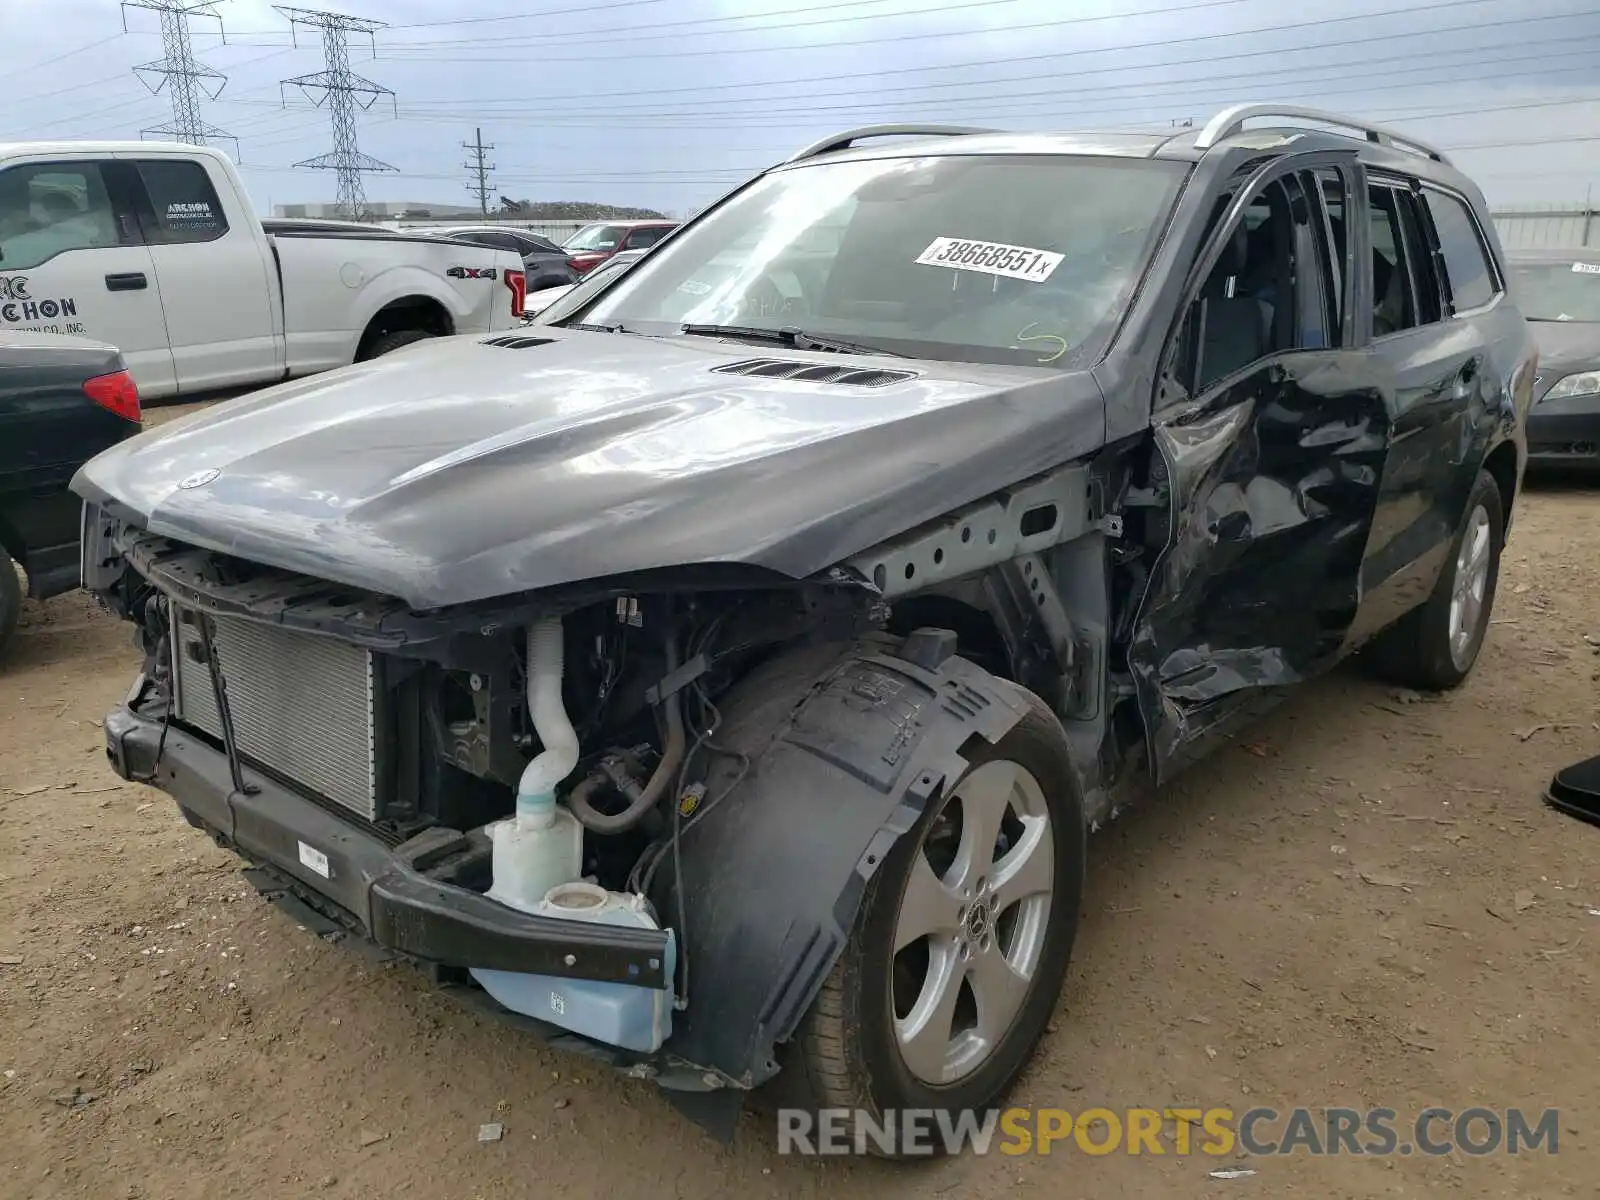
[272,200,485,219]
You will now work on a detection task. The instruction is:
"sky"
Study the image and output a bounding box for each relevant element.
[1,0,1597,216]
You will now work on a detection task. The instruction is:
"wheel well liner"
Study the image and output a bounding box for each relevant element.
[659,633,1074,1093]
[357,296,454,358]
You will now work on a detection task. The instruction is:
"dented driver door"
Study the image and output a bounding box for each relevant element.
[1129,152,1391,781]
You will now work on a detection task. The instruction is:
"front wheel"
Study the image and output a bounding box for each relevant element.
[1365,468,1505,690]
[790,703,1085,1156]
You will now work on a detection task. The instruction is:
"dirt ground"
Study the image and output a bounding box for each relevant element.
[2,454,1597,1198]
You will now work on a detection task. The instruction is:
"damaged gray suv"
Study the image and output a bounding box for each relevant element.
[75,105,1534,1153]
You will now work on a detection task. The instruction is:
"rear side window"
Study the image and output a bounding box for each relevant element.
[624,227,669,249]
[0,161,126,270]
[1422,190,1498,312]
[136,160,228,245]
[505,233,548,256]
[1366,183,1442,336]
[472,231,523,253]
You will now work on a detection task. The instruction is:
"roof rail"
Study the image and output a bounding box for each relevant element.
[1193,104,1452,165]
[785,124,997,164]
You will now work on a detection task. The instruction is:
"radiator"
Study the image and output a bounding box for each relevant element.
[171,609,378,819]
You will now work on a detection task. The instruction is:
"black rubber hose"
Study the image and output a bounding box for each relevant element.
[567,635,687,834]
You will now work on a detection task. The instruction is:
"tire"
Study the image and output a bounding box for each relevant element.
[1364,468,1504,691]
[789,700,1085,1157]
[358,328,434,361]
[0,551,22,659]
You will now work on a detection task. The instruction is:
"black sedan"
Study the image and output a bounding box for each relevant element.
[1,331,141,654]
[433,225,581,292]
[1507,248,1600,466]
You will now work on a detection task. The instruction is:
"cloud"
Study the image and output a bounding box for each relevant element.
[1,0,1596,212]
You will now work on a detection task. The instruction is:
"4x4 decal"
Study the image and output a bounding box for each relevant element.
[446,266,498,280]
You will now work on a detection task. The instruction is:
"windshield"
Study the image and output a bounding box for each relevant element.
[1510,261,1600,322]
[573,154,1187,369]
[565,223,626,252]
[533,255,640,324]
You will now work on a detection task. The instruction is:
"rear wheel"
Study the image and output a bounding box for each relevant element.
[1365,469,1504,690]
[790,703,1084,1156]
[0,551,22,658]
[359,328,434,361]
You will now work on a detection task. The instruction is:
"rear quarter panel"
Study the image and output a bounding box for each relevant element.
[0,337,135,589]
[271,234,522,375]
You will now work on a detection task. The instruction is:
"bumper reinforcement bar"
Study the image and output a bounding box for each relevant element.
[104,700,670,989]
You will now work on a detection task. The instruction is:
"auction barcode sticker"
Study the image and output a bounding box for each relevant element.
[1572,261,1600,274]
[915,236,1064,283]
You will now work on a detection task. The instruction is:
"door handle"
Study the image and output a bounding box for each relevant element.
[104,272,147,292]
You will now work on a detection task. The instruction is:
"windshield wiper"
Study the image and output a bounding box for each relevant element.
[566,320,637,334]
[679,323,906,358]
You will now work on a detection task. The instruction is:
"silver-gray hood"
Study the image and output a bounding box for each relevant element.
[73,330,1107,610]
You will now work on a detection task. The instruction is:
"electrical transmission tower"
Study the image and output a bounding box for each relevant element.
[276,6,397,220]
[122,0,237,155]
[463,128,496,217]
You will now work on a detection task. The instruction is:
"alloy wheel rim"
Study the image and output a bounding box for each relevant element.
[890,759,1055,1085]
[1448,504,1492,672]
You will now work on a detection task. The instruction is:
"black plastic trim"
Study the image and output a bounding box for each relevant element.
[102,703,670,988]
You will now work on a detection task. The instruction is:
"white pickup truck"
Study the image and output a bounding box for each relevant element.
[0,141,528,400]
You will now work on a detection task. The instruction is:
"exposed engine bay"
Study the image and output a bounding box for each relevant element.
[94,519,898,1038]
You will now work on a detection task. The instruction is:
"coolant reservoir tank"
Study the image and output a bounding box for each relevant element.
[470,882,676,1053]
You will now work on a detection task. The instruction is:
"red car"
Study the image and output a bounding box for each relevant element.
[563,220,676,275]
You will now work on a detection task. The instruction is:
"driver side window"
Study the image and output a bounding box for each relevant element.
[0,161,125,271]
[1170,171,1336,397]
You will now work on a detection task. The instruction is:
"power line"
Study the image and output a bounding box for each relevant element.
[0,33,128,85]
[363,0,1534,65]
[121,0,237,154]
[182,12,1600,123]
[327,0,1553,108]
[204,0,1557,109]
[313,49,1600,132]
[160,0,672,40]
[276,6,396,219]
[6,48,296,140]
[462,127,496,217]
[391,0,664,30]
[372,0,1253,54]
